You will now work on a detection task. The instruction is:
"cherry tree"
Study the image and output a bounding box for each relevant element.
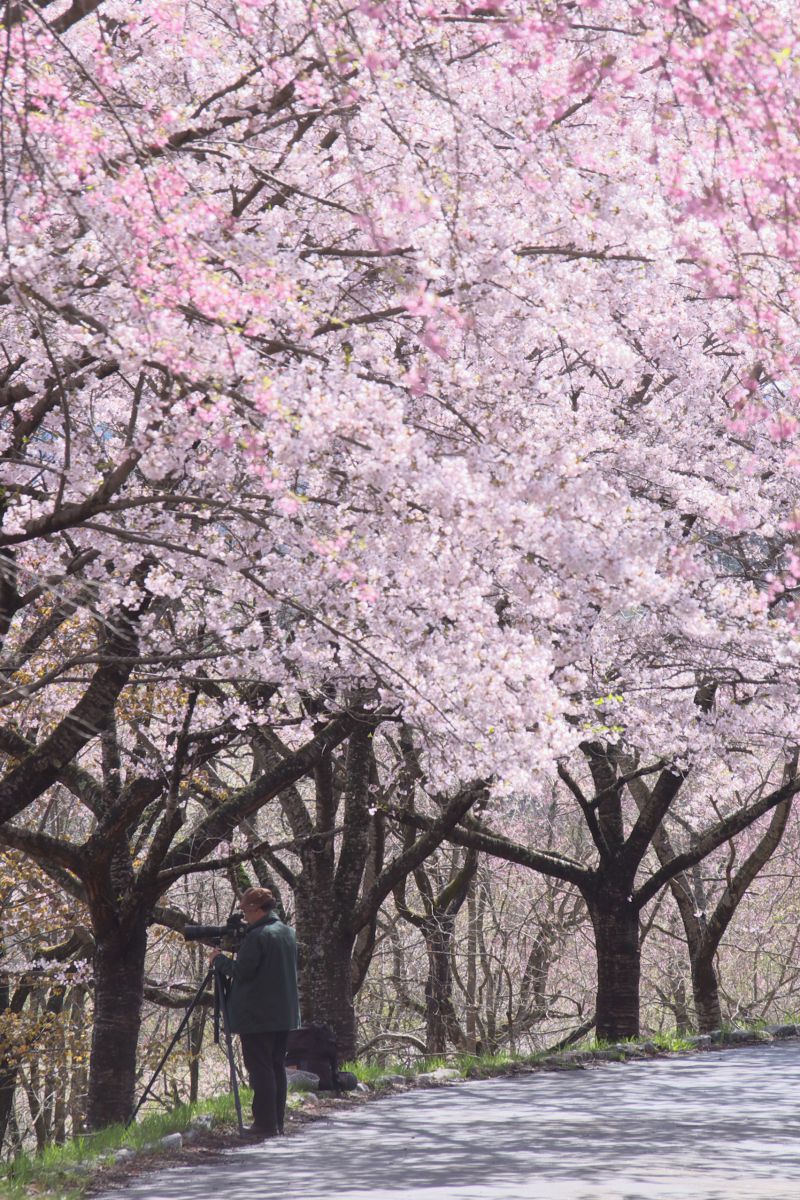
[5,0,800,803]
[0,681,372,1125]
[4,0,800,1131]
[629,752,797,1032]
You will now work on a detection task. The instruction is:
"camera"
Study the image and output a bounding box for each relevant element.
[184,912,247,948]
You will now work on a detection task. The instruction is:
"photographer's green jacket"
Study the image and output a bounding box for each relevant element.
[214,915,300,1035]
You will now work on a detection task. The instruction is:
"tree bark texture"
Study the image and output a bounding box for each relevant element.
[86,914,148,1129]
[588,893,641,1041]
[424,916,456,1054]
[0,979,32,1153]
[294,889,358,1059]
[690,950,723,1033]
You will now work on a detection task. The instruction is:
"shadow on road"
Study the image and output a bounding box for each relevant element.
[101,1044,800,1200]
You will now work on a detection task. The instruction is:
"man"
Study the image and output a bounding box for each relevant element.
[211,886,300,1138]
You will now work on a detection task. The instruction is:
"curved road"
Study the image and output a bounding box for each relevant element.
[99,1043,800,1200]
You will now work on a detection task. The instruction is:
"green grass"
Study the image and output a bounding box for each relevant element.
[349,1021,784,1091]
[0,1089,251,1200]
[413,1055,447,1073]
[566,1031,691,1055]
[345,1048,546,1085]
[647,1030,695,1052]
[455,1050,509,1073]
[341,1058,412,1083]
[341,1055,451,1083]
[593,1033,690,1053]
[454,1049,538,1074]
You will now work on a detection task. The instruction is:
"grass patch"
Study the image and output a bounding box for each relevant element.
[454,1049,528,1074]
[413,1056,447,1073]
[347,1024,768,1090]
[341,1055,452,1083]
[0,1089,251,1200]
[346,1048,546,1084]
[647,1031,694,1053]
[341,1058,411,1083]
[564,1031,696,1055]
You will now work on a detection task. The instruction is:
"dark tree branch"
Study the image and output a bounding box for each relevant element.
[634,771,800,909]
[388,802,590,890]
[557,763,609,858]
[350,782,489,933]
[154,709,374,885]
[623,765,687,872]
[0,602,144,825]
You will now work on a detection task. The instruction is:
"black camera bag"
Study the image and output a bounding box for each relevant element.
[286,1023,356,1091]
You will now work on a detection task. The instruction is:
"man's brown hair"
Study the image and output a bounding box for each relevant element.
[241,886,276,912]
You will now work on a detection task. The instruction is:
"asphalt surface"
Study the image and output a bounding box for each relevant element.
[97,1043,800,1200]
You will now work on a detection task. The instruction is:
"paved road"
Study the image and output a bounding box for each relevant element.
[98,1043,800,1200]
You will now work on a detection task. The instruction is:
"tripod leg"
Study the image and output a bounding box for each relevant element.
[215,973,245,1136]
[128,969,215,1127]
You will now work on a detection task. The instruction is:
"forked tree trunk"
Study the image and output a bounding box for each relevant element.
[287,735,481,1062]
[627,754,795,1036]
[588,894,641,1042]
[86,914,148,1129]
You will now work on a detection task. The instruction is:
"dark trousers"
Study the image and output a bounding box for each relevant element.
[240,1030,289,1133]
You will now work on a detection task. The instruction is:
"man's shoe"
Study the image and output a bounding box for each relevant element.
[242,1125,279,1139]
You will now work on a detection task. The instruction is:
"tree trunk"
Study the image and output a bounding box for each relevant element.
[295,892,357,1060]
[188,1008,206,1104]
[690,947,723,1033]
[464,879,478,1054]
[0,1059,17,1155]
[0,980,31,1154]
[86,915,147,1129]
[424,917,455,1054]
[588,893,641,1041]
[671,975,691,1036]
[67,986,89,1136]
[44,985,67,1144]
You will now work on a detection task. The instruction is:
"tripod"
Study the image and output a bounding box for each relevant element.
[129,966,245,1134]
